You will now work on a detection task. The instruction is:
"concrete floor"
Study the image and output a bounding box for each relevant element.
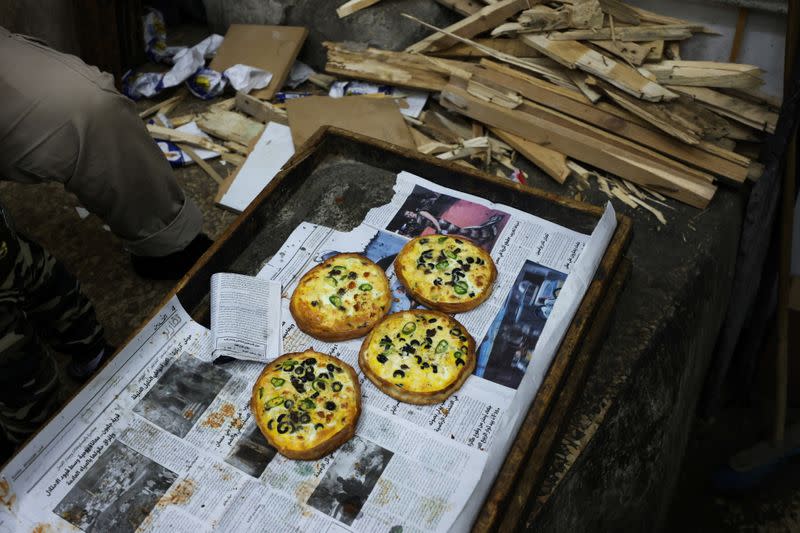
[2,92,798,532]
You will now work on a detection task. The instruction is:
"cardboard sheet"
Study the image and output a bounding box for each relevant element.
[209,24,308,100]
[286,95,416,149]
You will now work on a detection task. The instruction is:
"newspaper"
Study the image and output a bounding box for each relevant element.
[210,273,282,362]
[0,171,616,533]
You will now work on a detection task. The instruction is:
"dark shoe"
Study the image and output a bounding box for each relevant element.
[131,233,213,280]
[68,344,117,381]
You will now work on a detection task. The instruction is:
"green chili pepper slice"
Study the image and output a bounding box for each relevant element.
[444,249,457,259]
[266,396,284,409]
[258,387,264,399]
[325,276,338,287]
[329,295,343,307]
[359,283,373,291]
[438,236,448,243]
[435,340,449,353]
[270,377,285,388]
[436,260,449,270]
[299,398,315,410]
[453,281,468,295]
[401,321,416,334]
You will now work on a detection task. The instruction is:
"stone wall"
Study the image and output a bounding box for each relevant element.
[202,0,458,69]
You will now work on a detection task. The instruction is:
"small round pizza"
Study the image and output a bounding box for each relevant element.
[251,350,361,460]
[290,253,392,341]
[359,310,475,405]
[395,234,497,313]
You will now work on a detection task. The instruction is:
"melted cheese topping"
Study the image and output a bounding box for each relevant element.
[396,235,493,305]
[291,254,391,334]
[362,311,472,393]
[253,351,358,453]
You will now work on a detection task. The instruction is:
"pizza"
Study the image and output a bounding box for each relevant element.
[251,350,361,460]
[358,310,475,405]
[394,235,497,313]
[290,253,392,341]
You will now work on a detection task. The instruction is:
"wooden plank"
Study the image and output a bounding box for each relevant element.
[434,0,482,16]
[547,24,695,42]
[441,80,716,207]
[492,2,603,37]
[178,144,224,185]
[405,0,529,53]
[645,40,665,62]
[629,4,706,30]
[404,15,578,89]
[598,0,640,25]
[491,127,570,183]
[670,85,778,133]
[432,38,541,58]
[138,94,185,119]
[337,0,382,18]
[566,71,602,103]
[521,35,678,101]
[467,79,523,108]
[146,124,229,153]
[324,42,465,92]
[597,83,701,144]
[235,92,289,125]
[729,7,749,62]
[645,60,764,89]
[592,40,651,66]
[196,109,265,146]
[474,63,751,178]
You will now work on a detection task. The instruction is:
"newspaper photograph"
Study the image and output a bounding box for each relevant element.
[0,171,615,533]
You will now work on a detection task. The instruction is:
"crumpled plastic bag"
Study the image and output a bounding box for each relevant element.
[127,9,225,99]
[223,64,273,93]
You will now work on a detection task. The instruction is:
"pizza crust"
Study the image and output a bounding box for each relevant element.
[395,235,497,314]
[251,351,361,460]
[290,253,391,342]
[358,310,476,405]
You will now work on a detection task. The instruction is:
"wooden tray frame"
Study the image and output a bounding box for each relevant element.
[7,127,631,531]
[174,127,632,531]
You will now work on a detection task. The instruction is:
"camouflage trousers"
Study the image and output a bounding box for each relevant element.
[0,205,104,447]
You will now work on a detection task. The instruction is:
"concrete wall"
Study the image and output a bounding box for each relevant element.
[0,0,79,54]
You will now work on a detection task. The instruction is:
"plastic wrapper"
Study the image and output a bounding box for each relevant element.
[223,64,273,93]
[122,70,163,100]
[285,60,315,89]
[186,68,226,100]
[328,81,429,119]
[142,9,169,62]
[274,91,313,103]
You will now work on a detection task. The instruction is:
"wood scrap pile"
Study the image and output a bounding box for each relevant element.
[322,0,781,220]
